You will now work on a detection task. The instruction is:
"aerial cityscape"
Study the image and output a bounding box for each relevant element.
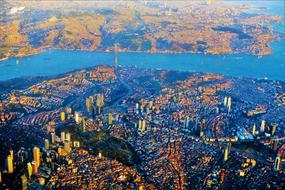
[0,0,285,189]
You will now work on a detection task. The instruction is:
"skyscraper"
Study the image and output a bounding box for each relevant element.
[227,97,231,113]
[21,175,28,190]
[108,113,113,125]
[51,132,55,144]
[252,123,256,135]
[66,133,71,142]
[75,112,80,124]
[184,116,189,128]
[6,155,13,173]
[27,162,33,178]
[96,94,104,114]
[274,156,281,171]
[142,120,146,131]
[260,119,266,133]
[224,143,231,162]
[9,149,14,161]
[82,118,86,132]
[64,141,71,154]
[271,124,277,135]
[44,139,49,150]
[17,147,27,164]
[33,147,41,167]
[86,97,92,113]
[60,111,66,121]
[61,131,65,142]
[223,96,228,107]
[135,103,139,114]
[138,120,142,130]
[32,161,38,174]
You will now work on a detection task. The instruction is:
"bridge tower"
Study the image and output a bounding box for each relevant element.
[114,43,119,71]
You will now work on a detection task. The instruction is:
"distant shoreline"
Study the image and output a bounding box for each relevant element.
[0,47,268,63]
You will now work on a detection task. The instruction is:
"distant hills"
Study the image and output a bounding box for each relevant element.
[0,0,283,60]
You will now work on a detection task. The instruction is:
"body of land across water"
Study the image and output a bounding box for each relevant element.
[0,38,285,81]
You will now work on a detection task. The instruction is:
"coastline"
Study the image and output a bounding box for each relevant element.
[0,46,273,62]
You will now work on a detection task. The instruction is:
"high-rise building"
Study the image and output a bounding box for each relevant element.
[140,105,144,113]
[75,112,80,124]
[90,96,94,104]
[274,156,281,171]
[260,119,266,133]
[108,113,113,125]
[32,161,38,174]
[184,116,189,128]
[228,142,231,152]
[33,147,41,167]
[224,143,231,162]
[227,97,231,113]
[271,124,277,135]
[142,120,146,131]
[61,131,65,142]
[51,132,55,144]
[9,149,14,161]
[44,139,49,150]
[17,147,27,164]
[86,97,92,113]
[21,175,28,190]
[82,118,86,132]
[96,94,104,114]
[7,155,13,173]
[64,141,71,154]
[223,97,228,107]
[138,120,142,130]
[66,133,71,142]
[252,123,256,135]
[27,162,33,178]
[135,103,139,114]
[60,111,66,121]
[224,147,229,161]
